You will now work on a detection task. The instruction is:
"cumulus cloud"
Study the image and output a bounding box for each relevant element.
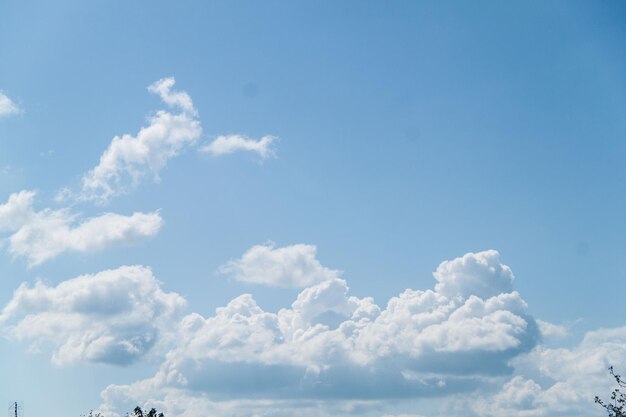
[99,250,541,417]
[0,91,20,117]
[0,265,186,365]
[201,134,276,159]
[433,250,514,299]
[78,77,202,203]
[220,243,341,287]
[0,190,162,266]
[462,325,626,417]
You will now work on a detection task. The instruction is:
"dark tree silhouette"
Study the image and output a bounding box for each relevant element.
[596,366,626,417]
[83,406,164,417]
[131,406,164,417]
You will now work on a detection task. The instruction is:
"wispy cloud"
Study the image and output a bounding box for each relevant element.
[0,91,20,117]
[201,134,276,159]
[0,190,162,266]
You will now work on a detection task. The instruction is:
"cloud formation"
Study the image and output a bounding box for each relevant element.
[79,77,202,203]
[0,190,162,266]
[0,91,19,117]
[462,325,626,417]
[57,77,279,203]
[433,249,514,299]
[220,243,341,287]
[201,134,276,159]
[0,265,186,365]
[99,250,540,417]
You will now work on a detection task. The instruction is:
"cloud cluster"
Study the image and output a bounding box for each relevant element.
[0,190,162,266]
[0,265,186,365]
[98,249,540,417]
[70,77,279,204]
[0,91,19,117]
[220,243,341,287]
[79,77,202,203]
[463,325,626,417]
[201,134,276,159]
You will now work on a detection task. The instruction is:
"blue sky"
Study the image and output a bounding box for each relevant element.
[1,1,626,416]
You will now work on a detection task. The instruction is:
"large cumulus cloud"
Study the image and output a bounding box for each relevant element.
[98,249,541,417]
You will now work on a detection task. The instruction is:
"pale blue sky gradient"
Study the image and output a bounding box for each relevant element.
[1,2,626,416]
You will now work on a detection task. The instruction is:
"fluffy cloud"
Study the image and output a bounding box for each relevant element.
[79,77,202,203]
[220,243,341,287]
[99,250,540,417]
[0,265,186,365]
[433,250,514,299]
[0,91,19,117]
[462,324,626,417]
[201,134,276,159]
[147,77,197,116]
[0,190,35,232]
[0,190,162,266]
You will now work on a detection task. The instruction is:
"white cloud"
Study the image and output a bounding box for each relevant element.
[220,243,341,287]
[433,249,514,299]
[0,91,20,117]
[99,250,541,417]
[449,325,626,417]
[0,190,162,266]
[0,190,35,232]
[536,319,568,341]
[79,77,202,203]
[147,77,197,116]
[0,265,186,365]
[201,134,276,159]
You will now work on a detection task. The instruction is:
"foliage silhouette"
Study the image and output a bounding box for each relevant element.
[82,406,164,417]
[596,366,626,417]
[131,406,164,417]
